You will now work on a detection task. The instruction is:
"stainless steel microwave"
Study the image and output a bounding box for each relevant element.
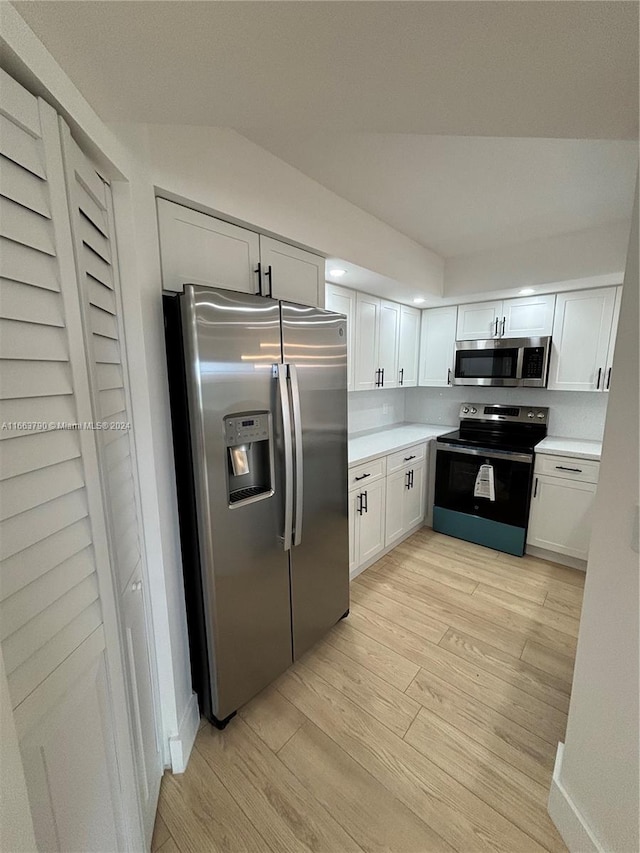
[453,337,551,387]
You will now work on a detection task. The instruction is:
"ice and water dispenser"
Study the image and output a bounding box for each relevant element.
[223,412,273,506]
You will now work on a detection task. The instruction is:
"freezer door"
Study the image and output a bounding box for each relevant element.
[281,302,350,658]
[181,285,293,721]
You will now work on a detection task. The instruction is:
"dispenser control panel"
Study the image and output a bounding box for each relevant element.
[224,413,270,446]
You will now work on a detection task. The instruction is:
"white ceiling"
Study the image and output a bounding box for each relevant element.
[240,133,637,257]
[11,0,639,273]
[13,1,638,139]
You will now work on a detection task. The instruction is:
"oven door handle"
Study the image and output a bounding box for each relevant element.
[436,442,533,464]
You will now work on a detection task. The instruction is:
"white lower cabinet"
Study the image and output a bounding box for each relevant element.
[527,454,600,561]
[385,461,426,547]
[349,443,427,576]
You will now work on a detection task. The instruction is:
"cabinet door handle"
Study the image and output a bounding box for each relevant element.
[354,473,370,481]
[493,317,499,337]
[380,368,384,387]
[555,465,582,473]
[399,368,404,386]
[405,471,411,489]
[501,317,506,337]
[410,469,414,489]
[596,367,602,389]
[264,264,273,298]
[533,477,539,498]
[447,367,452,385]
[374,368,381,387]
[606,367,612,390]
[404,455,416,461]
[254,263,263,296]
[362,490,368,513]
[357,493,363,515]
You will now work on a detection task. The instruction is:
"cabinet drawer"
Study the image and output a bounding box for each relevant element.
[387,443,426,474]
[534,453,600,484]
[349,457,386,490]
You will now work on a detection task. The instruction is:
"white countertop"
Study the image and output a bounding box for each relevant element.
[535,436,602,461]
[348,423,456,466]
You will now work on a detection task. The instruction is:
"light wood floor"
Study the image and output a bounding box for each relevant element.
[152,529,585,853]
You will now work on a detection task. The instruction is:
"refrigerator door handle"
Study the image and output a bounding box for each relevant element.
[289,363,304,547]
[277,363,294,550]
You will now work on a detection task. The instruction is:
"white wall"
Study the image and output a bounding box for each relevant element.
[405,387,609,442]
[136,123,444,296]
[348,389,406,435]
[445,220,630,297]
[549,193,638,851]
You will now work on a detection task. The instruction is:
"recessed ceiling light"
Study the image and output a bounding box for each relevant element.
[413,297,426,304]
[519,288,535,295]
[329,268,347,277]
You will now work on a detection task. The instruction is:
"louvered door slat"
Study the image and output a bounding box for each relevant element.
[0,360,72,399]
[0,114,45,178]
[90,305,119,339]
[0,320,69,361]
[0,156,51,218]
[0,237,59,291]
[87,275,116,313]
[0,396,76,439]
[0,457,85,521]
[80,217,111,263]
[0,429,81,480]
[0,197,55,255]
[83,247,113,288]
[0,547,94,641]
[0,278,65,326]
[0,489,88,562]
[95,363,123,392]
[1,517,92,601]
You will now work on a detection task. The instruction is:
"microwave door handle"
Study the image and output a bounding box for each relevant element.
[277,364,294,550]
[289,364,304,547]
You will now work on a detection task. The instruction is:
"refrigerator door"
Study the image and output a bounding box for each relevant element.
[281,302,350,658]
[181,285,293,721]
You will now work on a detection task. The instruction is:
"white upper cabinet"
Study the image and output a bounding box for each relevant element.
[378,300,401,388]
[397,305,421,387]
[157,200,324,306]
[325,283,356,392]
[456,294,555,340]
[354,292,380,391]
[604,286,623,392]
[456,300,503,340]
[258,235,324,307]
[157,199,260,295]
[548,287,617,392]
[502,294,556,337]
[419,306,457,387]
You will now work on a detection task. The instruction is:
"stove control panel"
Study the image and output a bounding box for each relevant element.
[460,404,549,424]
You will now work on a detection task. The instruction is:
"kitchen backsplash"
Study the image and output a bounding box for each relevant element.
[348,388,406,434]
[404,387,609,440]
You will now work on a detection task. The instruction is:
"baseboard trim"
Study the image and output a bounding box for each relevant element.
[169,692,199,774]
[349,521,426,581]
[548,743,603,853]
[526,545,587,571]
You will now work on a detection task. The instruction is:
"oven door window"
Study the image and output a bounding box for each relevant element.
[455,348,519,380]
[435,449,531,527]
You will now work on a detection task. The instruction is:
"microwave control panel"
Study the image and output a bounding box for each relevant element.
[522,347,545,379]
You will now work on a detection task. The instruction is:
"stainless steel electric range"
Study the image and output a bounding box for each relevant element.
[433,403,549,556]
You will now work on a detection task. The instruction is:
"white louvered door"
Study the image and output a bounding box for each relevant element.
[0,70,142,851]
[60,126,163,843]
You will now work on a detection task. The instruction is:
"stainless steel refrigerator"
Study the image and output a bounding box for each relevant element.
[164,285,349,728]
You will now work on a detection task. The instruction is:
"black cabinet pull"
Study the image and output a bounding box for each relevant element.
[404,455,416,462]
[555,465,582,473]
[596,367,602,389]
[405,471,411,489]
[533,477,539,498]
[362,490,368,513]
[399,368,404,386]
[606,367,612,390]
[447,368,452,385]
[493,317,499,337]
[354,473,370,481]
[374,368,381,387]
[410,469,414,489]
[501,317,506,337]
[254,263,262,296]
[380,368,384,387]
[264,264,273,298]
